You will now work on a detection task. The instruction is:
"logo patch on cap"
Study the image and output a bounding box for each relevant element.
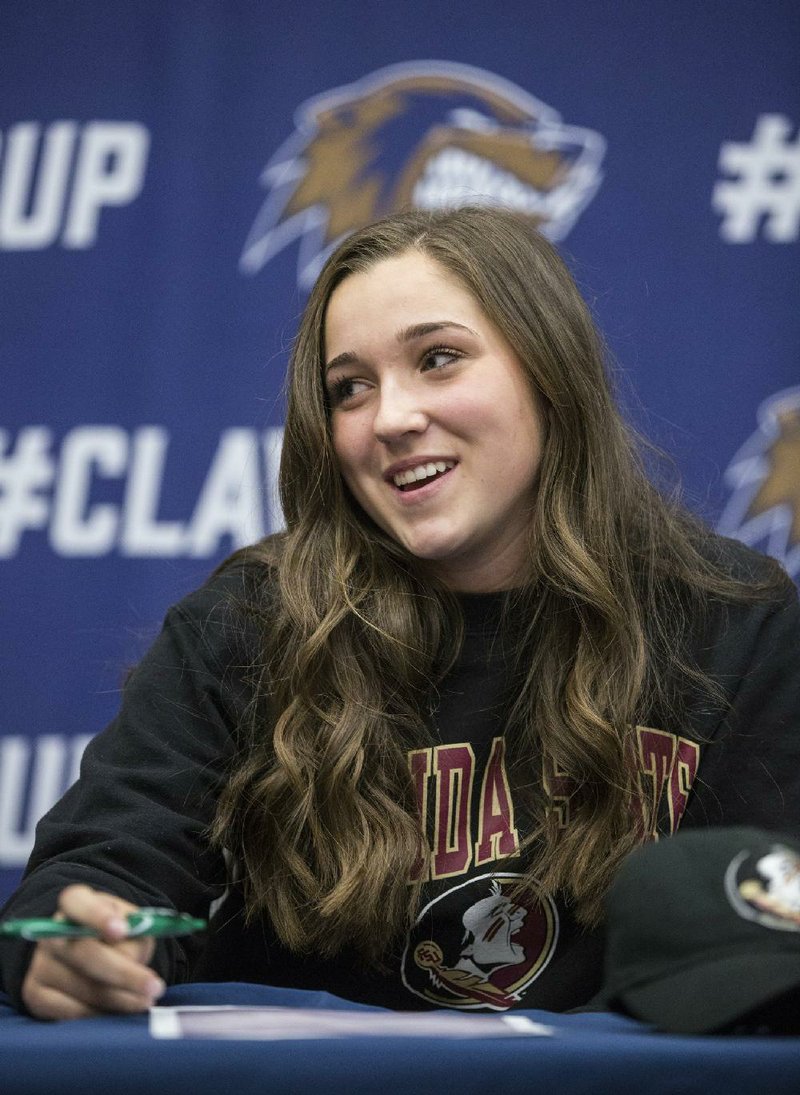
[725,841,800,932]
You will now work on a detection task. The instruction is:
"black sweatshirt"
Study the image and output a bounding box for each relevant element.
[2,537,799,1013]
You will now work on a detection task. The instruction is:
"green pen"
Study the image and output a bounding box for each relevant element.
[0,907,207,941]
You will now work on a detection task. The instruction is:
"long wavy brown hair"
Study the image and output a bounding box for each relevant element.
[212,206,785,962]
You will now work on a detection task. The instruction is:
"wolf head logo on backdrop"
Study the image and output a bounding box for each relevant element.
[717,386,800,581]
[240,60,606,288]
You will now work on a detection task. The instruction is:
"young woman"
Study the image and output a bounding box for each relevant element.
[2,207,798,1020]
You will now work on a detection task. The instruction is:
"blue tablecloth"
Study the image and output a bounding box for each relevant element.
[2,982,799,1095]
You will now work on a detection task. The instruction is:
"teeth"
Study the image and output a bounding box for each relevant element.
[393,460,454,488]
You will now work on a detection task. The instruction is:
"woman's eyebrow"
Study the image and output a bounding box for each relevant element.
[325,321,477,374]
[397,321,477,342]
[324,350,358,374]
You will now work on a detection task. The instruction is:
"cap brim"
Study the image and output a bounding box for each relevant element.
[613,948,800,1034]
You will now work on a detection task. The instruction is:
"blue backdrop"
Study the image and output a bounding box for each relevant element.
[1,0,798,904]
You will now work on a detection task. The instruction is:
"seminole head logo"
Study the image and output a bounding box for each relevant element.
[717,386,800,581]
[401,873,558,1010]
[725,841,800,932]
[240,61,606,287]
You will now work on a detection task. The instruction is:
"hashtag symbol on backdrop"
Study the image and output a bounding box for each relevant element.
[0,428,55,558]
[712,114,800,243]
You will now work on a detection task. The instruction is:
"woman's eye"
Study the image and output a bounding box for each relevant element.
[422,346,460,371]
[328,376,368,406]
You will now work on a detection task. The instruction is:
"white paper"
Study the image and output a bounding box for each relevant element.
[149,1005,554,1041]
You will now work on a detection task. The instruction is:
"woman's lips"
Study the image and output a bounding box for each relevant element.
[385,457,458,485]
[389,462,457,499]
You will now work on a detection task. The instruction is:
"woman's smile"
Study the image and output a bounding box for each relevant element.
[388,458,457,492]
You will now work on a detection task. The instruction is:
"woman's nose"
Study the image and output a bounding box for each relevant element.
[372,383,429,443]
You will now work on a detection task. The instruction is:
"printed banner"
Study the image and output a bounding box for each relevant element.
[1,0,798,903]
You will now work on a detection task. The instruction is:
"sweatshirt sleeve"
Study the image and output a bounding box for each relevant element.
[0,567,256,1008]
[682,567,800,838]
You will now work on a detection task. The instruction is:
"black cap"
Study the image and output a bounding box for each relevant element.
[600,826,800,1034]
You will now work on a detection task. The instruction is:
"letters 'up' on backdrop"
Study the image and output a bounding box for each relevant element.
[1,1,798,903]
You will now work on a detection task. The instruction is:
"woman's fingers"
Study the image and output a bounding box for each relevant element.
[19,980,104,1021]
[54,885,156,962]
[21,885,165,1019]
[25,939,164,1015]
[56,884,140,942]
[48,935,161,993]
[23,936,164,1018]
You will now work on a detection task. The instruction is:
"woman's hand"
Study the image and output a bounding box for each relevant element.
[21,884,166,1020]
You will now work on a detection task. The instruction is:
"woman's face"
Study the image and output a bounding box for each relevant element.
[323,251,546,592]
